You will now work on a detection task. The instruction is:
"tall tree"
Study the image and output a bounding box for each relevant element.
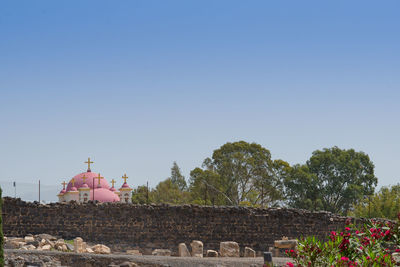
[286,147,377,214]
[189,168,229,205]
[351,184,400,220]
[152,178,190,204]
[203,141,286,206]
[284,164,323,210]
[170,161,187,191]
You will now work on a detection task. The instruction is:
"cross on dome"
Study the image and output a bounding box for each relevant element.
[96,173,104,187]
[85,157,94,172]
[61,181,67,189]
[122,174,128,183]
[71,178,75,187]
[82,175,87,184]
[111,179,116,187]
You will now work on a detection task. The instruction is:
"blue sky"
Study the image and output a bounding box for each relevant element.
[1,1,399,201]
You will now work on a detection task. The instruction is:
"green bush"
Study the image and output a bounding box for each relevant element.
[286,217,400,266]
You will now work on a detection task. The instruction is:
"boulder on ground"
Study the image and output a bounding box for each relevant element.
[190,240,203,258]
[152,249,171,256]
[74,237,86,253]
[92,244,111,254]
[41,244,51,251]
[220,241,240,257]
[65,243,74,251]
[206,250,218,257]
[24,236,35,243]
[119,262,139,267]
[126,249,142,255]
[23,244,36,250]
[178,243,191,257]
[86,247,94,253]
[244,247,256,257]
[37,234,57,241]
[274,239,297,249]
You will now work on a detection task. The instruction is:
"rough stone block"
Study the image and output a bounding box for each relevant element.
[178,243,191,257]
[152,249,171,256]
[274,239,297,249]
[206,250,218,257]
[190,240,203,258]
[92,244,111,254]
[244,247,255,257]
[220,241,240,257]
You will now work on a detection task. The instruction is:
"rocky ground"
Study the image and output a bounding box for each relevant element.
[4,234,292,266]
[5,249,291,267]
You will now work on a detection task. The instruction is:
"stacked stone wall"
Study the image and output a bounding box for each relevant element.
[2,197,353,254]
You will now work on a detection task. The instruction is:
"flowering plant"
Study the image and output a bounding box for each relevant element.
[286,216,400,267]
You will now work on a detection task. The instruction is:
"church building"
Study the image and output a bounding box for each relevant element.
[57,158,133,203]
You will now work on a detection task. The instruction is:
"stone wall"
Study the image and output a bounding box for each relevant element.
[2,197,353,254]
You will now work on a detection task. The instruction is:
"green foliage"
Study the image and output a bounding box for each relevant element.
[287,219,396,266]
[152,178,190,204]
[131,185,153,204]
[285,147,377,214]
[170,161,187,191]
[188,168,227,205]
[206,141,287,206]
[0,188,4,266]
[351,184,400,220]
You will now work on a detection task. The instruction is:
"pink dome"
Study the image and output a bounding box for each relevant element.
[66,172,110,191]
[120,182,131,189]
[89,188,120,202]
[69,186,78,192]
[81,183,89,188]
[110,187,116,192]
[59,189,66,194]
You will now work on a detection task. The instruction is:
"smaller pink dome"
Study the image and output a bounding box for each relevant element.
[80,183,89,188]
[69,187,78,192]
[120,182,131,189]
[110,187,116,192]
[59,189,66,194]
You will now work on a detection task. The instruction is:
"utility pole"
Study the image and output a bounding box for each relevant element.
[204,183,208,205]
[38,180,41,203]
[261,183,264,208]
[13,181,16,198]
[92,177,95,201]
[146,181,149,204]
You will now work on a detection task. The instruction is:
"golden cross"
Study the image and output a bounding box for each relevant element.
[85,157,94,171]
[82,175,87,184]
[96,173,104,185]
[122,173,128,183]
[61,181,67,189]
[111,179,116,187]
[71,178,75,187]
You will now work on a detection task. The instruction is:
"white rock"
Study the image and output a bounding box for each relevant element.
[190,240,203,258]
[24,236,35,243]
[220,241,240,257]
[42,244,52,251]
[152,249,171,256]
[126,249,142,255]
[91,244,111,254]
[244,247,255,257]
[86,247,94,253]
[206,250,218,257]
[178,243,191,257]
[74,237,86,253]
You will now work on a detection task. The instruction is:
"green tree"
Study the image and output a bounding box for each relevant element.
[152,178,190,204]
[132,185,153,204]
[197,141,286,206]
[284,164,324,210]
[188,167,228,205]
[351,184,400,220]
[170,161,187,191]
[286,147,377,214]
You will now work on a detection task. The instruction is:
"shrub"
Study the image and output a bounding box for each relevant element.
[286,217,400,266]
